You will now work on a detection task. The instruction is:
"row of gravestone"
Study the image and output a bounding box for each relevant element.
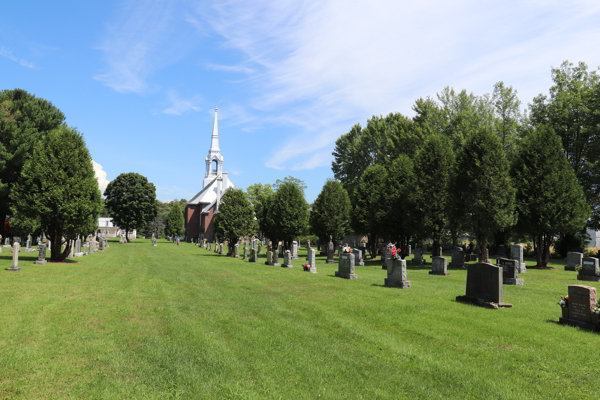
[5,235,108,271]
[565,252,600,282]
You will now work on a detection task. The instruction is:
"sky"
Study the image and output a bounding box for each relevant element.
[2,0,600,203]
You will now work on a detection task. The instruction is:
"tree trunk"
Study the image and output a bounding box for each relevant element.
[477,232,489,263]
[535,233,542,267]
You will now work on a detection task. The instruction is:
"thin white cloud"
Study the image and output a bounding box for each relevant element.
[196,0,600,170]
[162,90,203,115]
[206,63,254,74]
[156,185,194,200]
[0,46,37,69]
[92,161,110,194]
[290,151,332,171]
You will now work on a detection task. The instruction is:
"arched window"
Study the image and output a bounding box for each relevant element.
[212,160,218,172]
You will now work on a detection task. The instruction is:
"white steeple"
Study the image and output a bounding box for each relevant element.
[204,107,224,189]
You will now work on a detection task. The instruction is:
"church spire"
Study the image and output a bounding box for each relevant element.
[209,106,220,155]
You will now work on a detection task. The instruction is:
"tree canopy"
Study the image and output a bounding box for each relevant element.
[310,179,351,246]
[213,188,257,249]
[165,202,184,238]
[104,172,157,241]
[10,125,101,261]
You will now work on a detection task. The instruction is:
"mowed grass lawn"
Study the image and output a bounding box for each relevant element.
[1,240,599,400]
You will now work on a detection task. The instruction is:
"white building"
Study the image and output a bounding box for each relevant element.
[587,228,600,247]
[97,217,137,239]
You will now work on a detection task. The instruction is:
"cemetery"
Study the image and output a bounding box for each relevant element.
[2,238,599,399]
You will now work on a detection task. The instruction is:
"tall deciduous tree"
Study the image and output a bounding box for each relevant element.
[246,183,273,236]
[383,155,415,250]
[270,181,308,250]
[165,202,184,238]
[412,134,454,256]
[10,125,101,261]
[492,81,522,161]
[213,188,257,251]
[352,164,388,258]
[511,126,589,267]
[310,179,351,246]
[529,61,600,229]
[452,128,516,262]
[104,173,157,242]
[0,89,65,235]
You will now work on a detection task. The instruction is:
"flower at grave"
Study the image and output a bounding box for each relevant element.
[557,296,568,308]
[302,264,311,271]
[342,246,352,253]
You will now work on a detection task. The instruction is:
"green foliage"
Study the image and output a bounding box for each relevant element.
[382,155,415,247]
[452,127,515,260]
[511,126,589,266]
[352,164,388,255]
[246,183,273,235]
[0,89,65,233]
[104,173,157,241]
[412,134,454,254]
[213,188,257,247]
[310,179,351,244]
[10,125,101,261]
[528,61,600,229]
[273,176,307,195]
[165,202,184,238]
[270,181,309,248]
[492,81,522,161]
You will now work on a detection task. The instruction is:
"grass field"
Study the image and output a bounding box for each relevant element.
[1,239,599,399]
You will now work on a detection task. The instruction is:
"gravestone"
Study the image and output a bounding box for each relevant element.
[306,248,317,273]
[496,244,505,259]
[498,258,523,285]
[406,244,411,257]
[36,244,47,265]
[423,244,428,253]
[252,239,256,250]
[220,243,225,254]
[282,250,293,268]
[510,244,526,273]
[152,236,157,247]
[565,251,583,271]
[99,239,105,251]
[466,253,478,262]
[560,285,597,328]
[3,237,10,247]
[233,243,239,258]
[451,249,464,268]
[265,251,273,265]
[74,237,83,257]
[577,257,600,282]
[176,238,180,246]
[292,241,299,259]
[456,262,512,308]
[249,248,257,263]
[384,258,411,288]
[412,248,424,265]
[326,241,335,263]
[26,235,31,250]
[69,240,74,257]
[7,242,21,271]
[353,248,365,266]
[429,256,449,276]
[271,250,280,266]
[279,244,284,257]
[243,242,248,260]
[336,252,357,279]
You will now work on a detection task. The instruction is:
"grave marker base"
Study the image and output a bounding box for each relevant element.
[326,260,335,264]
[384,279,411,288]
[35,260,47,265]
[268,263,280,266]
[6,267,21,271]
[559,317,599,332]
[564,266,576,271]
[281,263,293,268]
[503,278,524,285]
[74,253,84,257]
[429,271,450,276]
[577,275,600,282]
[335,271,357,279]
[455,295,512,309]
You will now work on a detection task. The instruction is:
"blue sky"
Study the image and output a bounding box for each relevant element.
[2,1,600,203]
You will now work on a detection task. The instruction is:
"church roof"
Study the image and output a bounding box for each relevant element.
[187,172,235,207]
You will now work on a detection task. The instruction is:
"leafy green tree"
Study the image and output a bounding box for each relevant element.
[0,89,65,235]
[270,181,309,249]
[452,127,516,262]
[165,202,184,238]
[10,125,101,261]
[412,135,454,256]
[492,81,522,160]
[213,188,257,251]
[310,179,351,246]
[529,61,600,229]
[141,200,166,238]
[273,176,307,195]
[382,155,415,250]
[352,164,388,258]
[104,173,157,242]
[246,183,273,236]
[511,126,589,267]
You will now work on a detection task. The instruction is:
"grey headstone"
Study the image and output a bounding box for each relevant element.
[412,248,424,265]
[385,258,411,288]
[464,263,504,304]
[7,242,21,270]
[567,285,596,323]
[249,248,257,262]
[451,250,464,268]
[430,256,449,275]
[306,248,317,273]
[577,257,600,282]
[282,250,293,268]
[498,258,523,285]
[335,253,357,279]
[352,248,364,266]
[36,243,47,265]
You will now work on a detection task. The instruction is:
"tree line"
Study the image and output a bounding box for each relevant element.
[328,61,596,267]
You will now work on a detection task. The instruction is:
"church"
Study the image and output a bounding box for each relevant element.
[184,107,235,241]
